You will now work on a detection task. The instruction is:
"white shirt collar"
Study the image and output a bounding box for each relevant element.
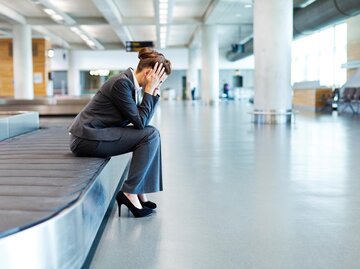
[131,68,141,92]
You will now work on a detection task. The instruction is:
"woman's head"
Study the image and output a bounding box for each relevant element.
[136,47,172,75]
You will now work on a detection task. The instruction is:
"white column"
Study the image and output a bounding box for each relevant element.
[13,25,34,99]
[187,47,199,100]
[67,50,81,96]
[201,25,219,104]
[253,0,293,123]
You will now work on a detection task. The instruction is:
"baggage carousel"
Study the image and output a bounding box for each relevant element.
[0,113,131,268]
[0,111,39,141]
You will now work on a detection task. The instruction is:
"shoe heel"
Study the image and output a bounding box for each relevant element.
[116,200,123,217]
[116,192,153,218]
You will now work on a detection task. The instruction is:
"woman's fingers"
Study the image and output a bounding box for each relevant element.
[159,67,166,78]
[153,62,159,73]
[159,73,167,83]
[155,63,163,75]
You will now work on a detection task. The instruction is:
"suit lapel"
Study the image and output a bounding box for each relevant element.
[123,68,136,103]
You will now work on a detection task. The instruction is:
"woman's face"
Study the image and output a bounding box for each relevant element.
[137,67,152,87]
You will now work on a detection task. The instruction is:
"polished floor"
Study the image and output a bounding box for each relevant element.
[53,101,360,269]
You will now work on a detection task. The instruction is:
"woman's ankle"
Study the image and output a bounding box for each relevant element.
[124,192,142,209]
[138,193,148,202]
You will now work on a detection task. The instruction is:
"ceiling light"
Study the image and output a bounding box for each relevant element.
[43,8,56,16]
[159,9,167,15]
[160,26,167,33]
[159,0,168,3]
[79,34,88,40]
[90,69,110,76]
[52,14,64,22]
[244,4,252,8]
[47,49,54,58]
[160,17,167,24]
[70,27,80,34]
[86,40,96,47]
[70,27,100,49]
[159,2,168,9]
[98,69,110,76]
[43,8,65,23]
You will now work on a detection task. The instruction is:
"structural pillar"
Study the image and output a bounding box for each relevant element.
[201,25,219,104]
[13,25,34,99]
[67,50,81,96]
[187,47,200,100]
[253,0,293,123]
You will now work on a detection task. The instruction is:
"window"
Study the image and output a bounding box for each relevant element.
[292,23,347,88]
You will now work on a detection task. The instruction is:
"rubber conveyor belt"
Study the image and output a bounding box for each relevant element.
[0,126,108,237]
[0,125,131,268]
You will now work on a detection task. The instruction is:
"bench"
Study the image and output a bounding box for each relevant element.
[0,125,131,269]
[338,87,360,114]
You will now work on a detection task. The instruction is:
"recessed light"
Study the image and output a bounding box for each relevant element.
[47,49,54,58]
[159,9,167,15]
[43,8,56,16]
[159,3,168,9]
[86,40,95,47]
[244,4,252,8]
[70,27,80,33]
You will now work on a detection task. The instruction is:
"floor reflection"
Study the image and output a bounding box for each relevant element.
[88,101,360,269]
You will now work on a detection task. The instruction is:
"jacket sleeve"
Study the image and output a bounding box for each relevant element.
[110,79,159,129]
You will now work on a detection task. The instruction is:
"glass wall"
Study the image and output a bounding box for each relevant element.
[52,71,68,95]
[80,70,122,94]
[292,23,347,88]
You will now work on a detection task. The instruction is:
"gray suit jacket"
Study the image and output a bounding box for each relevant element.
[68,68,159,141]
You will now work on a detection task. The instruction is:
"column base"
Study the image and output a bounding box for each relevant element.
[251,109,293,124]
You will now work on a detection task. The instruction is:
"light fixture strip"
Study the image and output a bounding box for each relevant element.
[36,0,76,25]
[34,0,104,50]
[70,26,102,49]
[158,0,169,48]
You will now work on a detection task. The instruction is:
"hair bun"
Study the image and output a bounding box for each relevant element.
[138,47,157,60]
[136,47,172,75]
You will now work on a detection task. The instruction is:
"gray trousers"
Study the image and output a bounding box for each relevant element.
[70,126,162,194]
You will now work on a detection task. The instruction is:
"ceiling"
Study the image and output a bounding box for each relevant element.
[0,0,315,51]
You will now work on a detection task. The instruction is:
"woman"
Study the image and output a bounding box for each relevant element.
[68,48,171,218]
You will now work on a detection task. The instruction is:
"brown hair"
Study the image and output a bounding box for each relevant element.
[136,47,172,75]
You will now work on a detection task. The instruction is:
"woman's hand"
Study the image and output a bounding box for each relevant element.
[144,62,166,95]
[157,72,168,89]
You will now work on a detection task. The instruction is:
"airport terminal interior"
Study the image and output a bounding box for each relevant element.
[1,0,360,268]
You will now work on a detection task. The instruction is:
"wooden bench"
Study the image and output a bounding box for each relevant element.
[0,125,131,269]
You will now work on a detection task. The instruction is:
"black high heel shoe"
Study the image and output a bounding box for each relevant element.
[116,192,153,218]
[139,200,157,209]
